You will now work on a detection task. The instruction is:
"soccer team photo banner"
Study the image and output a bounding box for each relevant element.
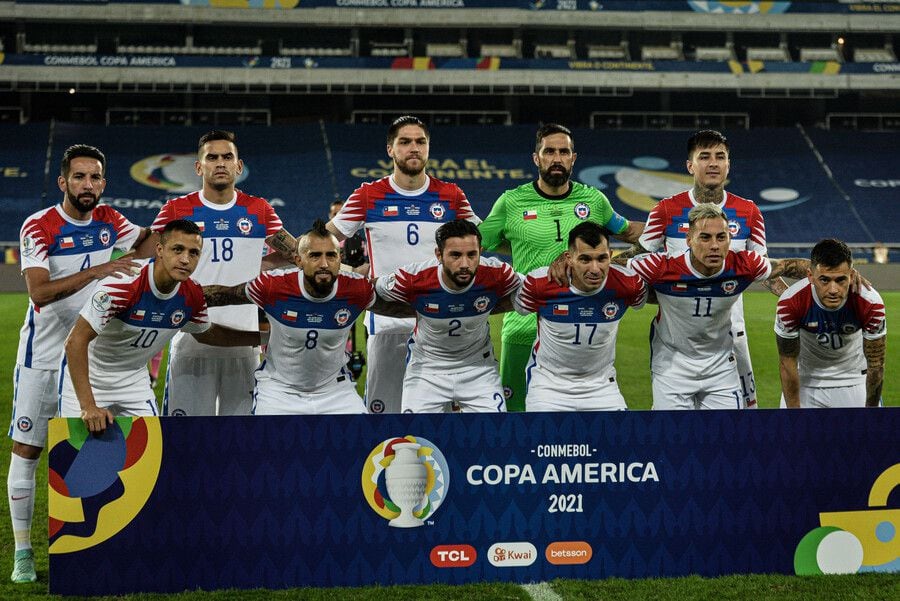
[48,410,899,595]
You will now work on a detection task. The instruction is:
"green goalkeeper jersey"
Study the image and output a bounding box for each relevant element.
[480,180,629,344]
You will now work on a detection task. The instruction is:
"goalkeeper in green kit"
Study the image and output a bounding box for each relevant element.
[479,124,644,411]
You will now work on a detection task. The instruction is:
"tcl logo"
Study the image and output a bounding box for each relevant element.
[430,544,477,567]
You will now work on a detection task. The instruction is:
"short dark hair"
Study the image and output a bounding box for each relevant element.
[387,116,429,145]
[687,130,729,159]
[61,144,106,178]
[160,219,203,244]
[535,123,574,153]
[198,130,237,152]
[435,219,481,252]
[297,219,339,254]
[307,218,330,239]
[568,221,610,250]
[811,238,853,270]
[330,200,344,209]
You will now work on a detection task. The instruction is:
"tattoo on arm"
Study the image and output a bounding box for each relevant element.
[614,243,649,262]
[268,229,299,261]
[203,284,250,307]
[770,258,809,281]
[863,337,886,406]
[762,277,789,296]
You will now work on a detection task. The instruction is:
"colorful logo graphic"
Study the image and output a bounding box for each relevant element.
[334,308,351,326]
[429,203,446,220]
[578,156,810,213]
[688,1,790,15]
[574,202,591,220]
[130,153,249,193]
[431,544,477,568]
[603,301,619,319]
[48,417,163,554]
[237,217,253,235]
[794,463,899,574]
[99,228,111,246]
[171,309,185,326]
[361,435,449,527]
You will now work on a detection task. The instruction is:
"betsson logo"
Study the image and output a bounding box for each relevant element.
[430,544,477,568]
[545,541,593,565]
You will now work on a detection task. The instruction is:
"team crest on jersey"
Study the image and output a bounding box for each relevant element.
[473,296,490,312]
[721,280,738,294]
[728,220,740,236]
[574,203,591,220]
[334,308,352,326]
[16,416,33,432]
[91,291,111,313]
[369,399,385,414]
[21,236,36,256]
[429,203,446,220]
[99,228,112,246]
[603,302,619,319]
[503,386,513,400]
[171,309,185,326]
[237,217,253,235]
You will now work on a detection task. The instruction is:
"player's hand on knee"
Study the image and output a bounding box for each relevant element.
[80,406,114,433]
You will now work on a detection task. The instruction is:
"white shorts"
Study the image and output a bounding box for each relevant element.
[402,359,506,414]
[164,354,257,416]
[651,365,743,410]
[779,383,867,409]
[59,391,159,419]
[364,332,410,414]
[8,364,58,447]
[252,373,366,415]
[526,378,628,412]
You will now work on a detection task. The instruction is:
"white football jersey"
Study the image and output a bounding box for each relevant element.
[639,189,768,255]
[629,250,771,379]
[151,189,282,357]
[62,260,209,403]
[514,265,646,395]
[247,270,375,393]
[17,204,140,369]
[775,279,886,388]
[376,256,519,371]
[331,174,480,335]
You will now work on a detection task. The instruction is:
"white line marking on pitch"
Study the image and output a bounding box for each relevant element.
[521,581,564,601]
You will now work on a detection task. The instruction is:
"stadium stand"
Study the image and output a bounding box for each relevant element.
[1,123,895,257]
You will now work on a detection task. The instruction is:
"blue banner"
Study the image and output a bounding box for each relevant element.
[2,53,894,74]
[15,1,900,15]
[47,410,899,596]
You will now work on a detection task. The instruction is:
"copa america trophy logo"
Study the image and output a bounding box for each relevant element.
[361,436,449,528]
[384,442,428,527]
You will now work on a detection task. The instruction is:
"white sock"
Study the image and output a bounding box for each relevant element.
[8,454,39,552]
